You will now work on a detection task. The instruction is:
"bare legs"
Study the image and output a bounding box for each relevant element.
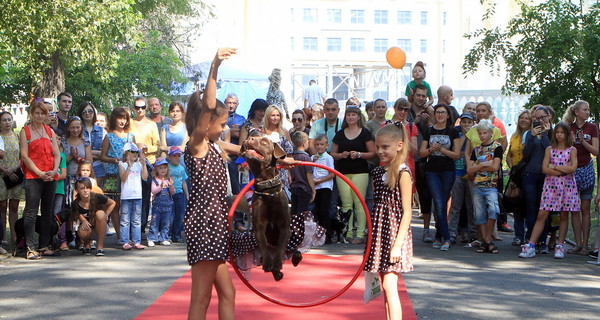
[580,199,591,249]
[381,272,402,320]
[188,260,235,320]
[77,210,107,250]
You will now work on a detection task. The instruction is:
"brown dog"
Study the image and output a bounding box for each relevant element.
[241,136,290,281]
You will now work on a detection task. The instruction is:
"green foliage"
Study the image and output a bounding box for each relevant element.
[463,0,600,119]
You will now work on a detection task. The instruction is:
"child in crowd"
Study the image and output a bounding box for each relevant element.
[119,141,148,250]
[467,119,503,254]
[167,146,188,243]
[71,177,115,256]
[148,158,175,247]
[311,134,335,244]
[54,144,68,250]
[405,61,434,106]
[75,161,102,195]
[290,131,316,216]
[519,122,579,259]
[449,112,476,244]
[364,123,413,320]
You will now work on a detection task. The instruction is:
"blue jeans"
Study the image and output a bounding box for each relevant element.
[449,176,474,238]
[426,171,455,242]
[148,207,173,242]
[170,193,186,241]
[120,199,142,244]
[141,163,153,234]
[472,187,500,225]
[522,172,547,242]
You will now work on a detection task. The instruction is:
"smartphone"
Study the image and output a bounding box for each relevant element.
[532,120,541,128]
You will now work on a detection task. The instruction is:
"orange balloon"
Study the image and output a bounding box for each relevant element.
[386,47,406,69]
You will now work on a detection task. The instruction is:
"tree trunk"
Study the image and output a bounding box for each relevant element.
[32,50,65,99]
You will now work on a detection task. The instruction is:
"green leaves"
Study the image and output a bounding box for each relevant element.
[463,0,600,118]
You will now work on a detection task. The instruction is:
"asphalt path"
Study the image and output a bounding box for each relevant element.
[1,210,598,319]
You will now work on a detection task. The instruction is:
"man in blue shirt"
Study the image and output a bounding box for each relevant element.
[225,93,246,195]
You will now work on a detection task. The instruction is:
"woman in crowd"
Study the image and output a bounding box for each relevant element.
[392,98,418,175]
[19,100,61,259]
[0,111,24,245]
[289,109,311,137]
[239,98,269,143]
[101,107,135,239]
[419,104,460,251]
[562,100,598,255]
[77,102,106,187]
[331,106,376,244]
[160,101,188,158]
[506,109,532,246]
[521,106,553,253]
[262,105,294,195]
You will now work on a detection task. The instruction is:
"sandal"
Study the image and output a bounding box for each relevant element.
[432,240,442,249]
[41,249,59,257]
[488,242,499,254]
[566,246,582,254]
[440,242,450,251]
[26,250,41,260]
[476,242,488,253]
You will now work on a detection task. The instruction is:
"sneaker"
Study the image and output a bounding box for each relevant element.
[511,238,522,246]
[589,250,599,259]
[83,248,92,255]
[147,240,155,247]
[422,229,433,243]
[432,240,442,249]
[539,243,549,254]
[518,243,536,258]
[96,249,105,256]
[133,243,146,250]
[440,242,450,251]
[554,244,565,259]
[106,229,115,236]
[162,240,171,246]
[91,240,97,250]
[497,223,514,233]
[0,246,8,255]
[122,243,132,250]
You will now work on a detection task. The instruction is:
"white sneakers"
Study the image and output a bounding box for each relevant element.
[554,244,565,259]
[148,240,171,247]
[147,240,155,247]
[518,243,536,258]
[162,240,171,246]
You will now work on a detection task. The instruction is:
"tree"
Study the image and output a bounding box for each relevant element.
[463,0,600,118]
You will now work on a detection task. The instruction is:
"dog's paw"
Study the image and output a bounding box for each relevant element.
[291,251,303,267]
[272,271,284,281]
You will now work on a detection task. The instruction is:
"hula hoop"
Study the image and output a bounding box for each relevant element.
[227,161,372,308]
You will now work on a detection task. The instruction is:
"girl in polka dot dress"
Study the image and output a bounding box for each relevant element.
[364,123,413,320]
[519,122,580,259]
[183,48,237,319]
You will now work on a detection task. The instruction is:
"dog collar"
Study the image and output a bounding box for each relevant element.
[254,174,281,192]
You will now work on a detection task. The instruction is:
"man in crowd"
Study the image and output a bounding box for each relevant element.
[148,97,171,133]
[56,92,73,137]
[225,93,246,195]
[303,79,326,108]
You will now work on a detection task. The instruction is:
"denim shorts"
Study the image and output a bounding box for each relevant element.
[579,185,594,200]
[472,187,500,225]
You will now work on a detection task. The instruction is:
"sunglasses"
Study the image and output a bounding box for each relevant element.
[134,105,147,110]
[82,109,94,115]
[398,107,410,112]
[291,118,304,123]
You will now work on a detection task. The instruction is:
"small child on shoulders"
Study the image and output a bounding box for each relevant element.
[311,134,335,244]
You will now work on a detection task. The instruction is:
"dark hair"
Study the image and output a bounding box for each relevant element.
[433,104,454,129]
[324,98,339,108]
[77,160,96,178]
[185,90,227,136]
[365,101,374,112]
[414,83,428,93]
[0,111,13,123]
[346,97,361,107]
[291,109,306,120]
[247,98,269,120]
[65,116,84,139]
[77,101,97,125]
[169,101,185,113]
[57,92,72,101]
[71,179,104,225]
[393,98,409,110]
[552,121,574,148]
[414,61,426,74]
[107,107,131,132]
[341,106,366,129]
[133,95,146,107]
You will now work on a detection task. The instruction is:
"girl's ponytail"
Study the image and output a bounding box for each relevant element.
[377,123,409,189]
[562,100,588,124]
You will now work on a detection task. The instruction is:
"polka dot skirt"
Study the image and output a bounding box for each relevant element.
[364,165,414,274]
[184,143,229,265]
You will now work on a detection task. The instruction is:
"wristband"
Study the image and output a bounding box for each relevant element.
[358,152,362,158]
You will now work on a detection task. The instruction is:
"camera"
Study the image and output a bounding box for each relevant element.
[532,120,541,128]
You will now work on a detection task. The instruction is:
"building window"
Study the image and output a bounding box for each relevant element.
[351,10,365,24]
[327,38,342,52]
[397,11,412,24]
[397,39,412,53]
[443,12,447,25]
[350,38,365,52]
[420,39,427,53]
[327,9,341,23]
[420,11,428,25]
[290,8,294,23]
[374,38,388,53]
[374,10,388,24]
[303,37,318,51]
[304,8,318,23]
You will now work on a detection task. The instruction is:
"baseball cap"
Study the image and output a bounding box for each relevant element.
[122,141,140,153]
[460,112,476,120]
[154,158,169,167]
[168,146,183,156]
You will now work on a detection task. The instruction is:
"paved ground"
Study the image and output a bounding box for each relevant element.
[1,210,598,320]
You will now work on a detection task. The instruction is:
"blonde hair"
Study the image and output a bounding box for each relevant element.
[562,100,589,123]
[376,123,409,189]
[512,109,531,141]
[263,105,286,136]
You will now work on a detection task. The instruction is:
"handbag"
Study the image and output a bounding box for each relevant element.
[2,168,24,189]
[363,271,383,304]
[574,160,595,191]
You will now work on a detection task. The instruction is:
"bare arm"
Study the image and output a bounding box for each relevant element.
[389,171,412,263]
[100,136,119,166]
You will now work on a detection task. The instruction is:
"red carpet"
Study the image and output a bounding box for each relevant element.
[136,254,416,319]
